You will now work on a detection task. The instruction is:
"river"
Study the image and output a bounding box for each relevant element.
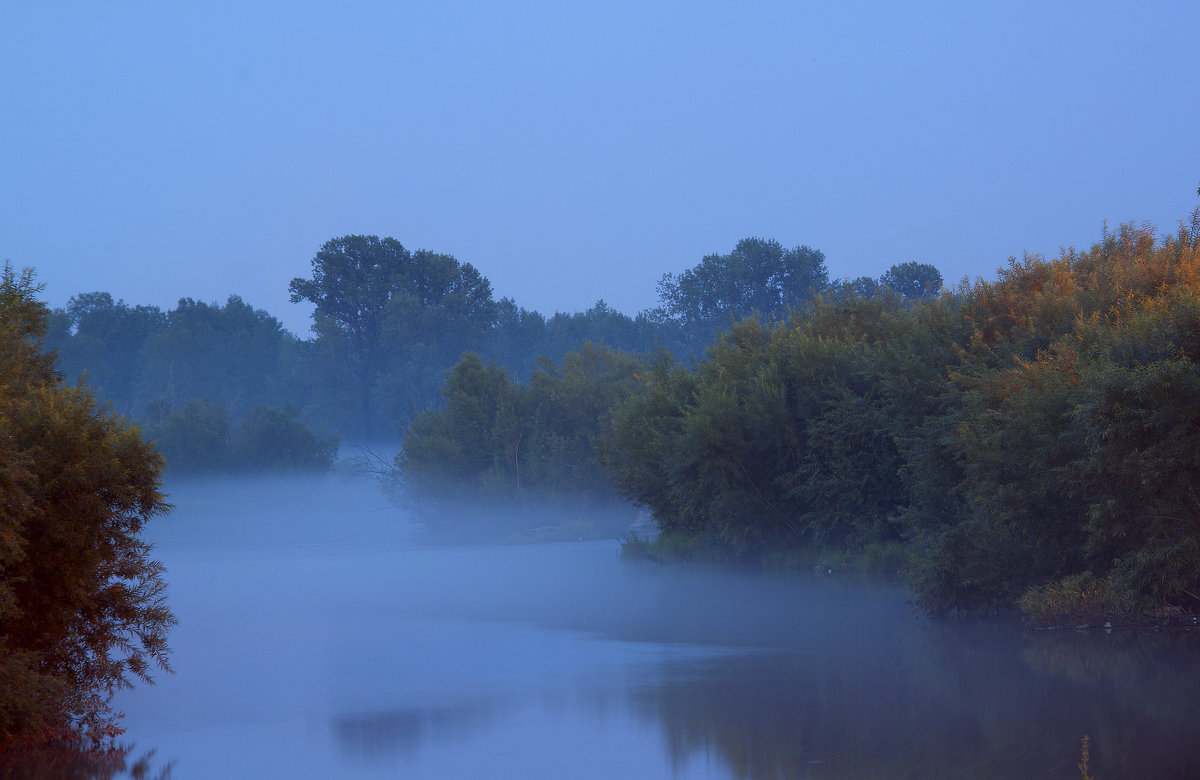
[92,476,1200,778]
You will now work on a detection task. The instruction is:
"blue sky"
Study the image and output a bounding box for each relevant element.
[2,0,1198,336]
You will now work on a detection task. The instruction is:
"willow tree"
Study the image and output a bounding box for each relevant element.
[0,265,174,748]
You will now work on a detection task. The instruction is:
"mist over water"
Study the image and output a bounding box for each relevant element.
[104,476,1200,779]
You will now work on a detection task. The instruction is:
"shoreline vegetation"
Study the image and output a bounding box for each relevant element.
[396,212,1200,627]
[0,267,174,756]
[34,212,1200,628]
[7,207,1200,752]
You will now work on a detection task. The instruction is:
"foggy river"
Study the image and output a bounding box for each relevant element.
[104,476,1200,779]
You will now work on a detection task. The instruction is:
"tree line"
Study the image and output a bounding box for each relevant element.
[398,211,1200,621]
[49,210,1200,620]
[16,208,1195,752]
[394,240,940,505]
[45,233,937,473]
[15,208,1199,756]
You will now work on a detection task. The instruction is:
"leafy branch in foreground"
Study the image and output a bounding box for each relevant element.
[1,264,175,749]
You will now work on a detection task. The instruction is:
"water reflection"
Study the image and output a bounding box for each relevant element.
[626,624,1200,779]
[317,580,1200,778]
[101,477,1200,779]
[334,702,499,762]
[316,623,1200,779]
[319,623,1200,779]
[638,628,1190,772]
[0,745,174,780]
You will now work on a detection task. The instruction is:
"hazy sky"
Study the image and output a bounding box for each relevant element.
[3,1,1198,336]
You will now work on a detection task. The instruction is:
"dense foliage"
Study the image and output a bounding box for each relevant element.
[0,266,174,748]
[390,247,945,542]
[604,292,961,560]
[652,238,830,349]
[145,400,338,474]
[46,293,307,421]
[388,238,934,502]
[45,234,855,453]
[399,343,643,502]
[39,213,1200,621]
[44,293,330,474]
[606,214,1200,618]
[289,236,499,436]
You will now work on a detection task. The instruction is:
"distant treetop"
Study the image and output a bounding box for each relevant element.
[655,237,829,326]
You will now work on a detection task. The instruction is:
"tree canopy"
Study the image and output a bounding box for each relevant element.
[655,238,829,328]
[603,213,1200,619]
[0,265,174,748]
[878,261,943,300]
[289,235,499,435]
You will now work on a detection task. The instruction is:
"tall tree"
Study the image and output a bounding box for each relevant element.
[655,238,828,348]
[290,236,498,436]
[0,265,174,748]
[879,261,943,300]
[288,236,410,357]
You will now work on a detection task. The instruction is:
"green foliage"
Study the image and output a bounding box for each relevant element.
[604,210,1200,618]
[1017,572,1120,626]
[288,235,418,354]
[234,405,339,473]
[149,398,232,472]
[654,238,829,348]
[827,275,883,300]
[0,265,173,748]
[34,212,1200,621]
[606,296,963,563]
[599,350,698,533]
[139,295,302,413]
[45,234,832,444]
[147,399,337,474]
[825,262,941,304]
[290,235,499,436]
[619,531,727,563]
[46,292,313,437]
[398,343,644,503]
[912,220,1200,612]
[519,342,644,496]
[399,352,518,491]
[43,292,164,417]
[1069,292,1200,608]
[879,261,943,300]
[908,346,1091,611]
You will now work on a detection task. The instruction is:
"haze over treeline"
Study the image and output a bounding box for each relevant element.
[395,209,1200,622]
[9,202,1200,759]
[33,206,1200,621]
[43,235,932,461]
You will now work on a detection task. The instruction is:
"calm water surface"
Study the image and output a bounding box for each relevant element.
[102,476,1200,779]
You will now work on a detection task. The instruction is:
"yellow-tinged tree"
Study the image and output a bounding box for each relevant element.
[0,264,174,748]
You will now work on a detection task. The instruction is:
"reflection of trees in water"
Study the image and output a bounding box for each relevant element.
[332,700,499,763]
[1020,629,1200,775]
[629,623,1200,779]
[0,745,173,780]
[1020,628,1198,696]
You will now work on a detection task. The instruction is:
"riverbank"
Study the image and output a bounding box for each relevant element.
[622,530,1200,629]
